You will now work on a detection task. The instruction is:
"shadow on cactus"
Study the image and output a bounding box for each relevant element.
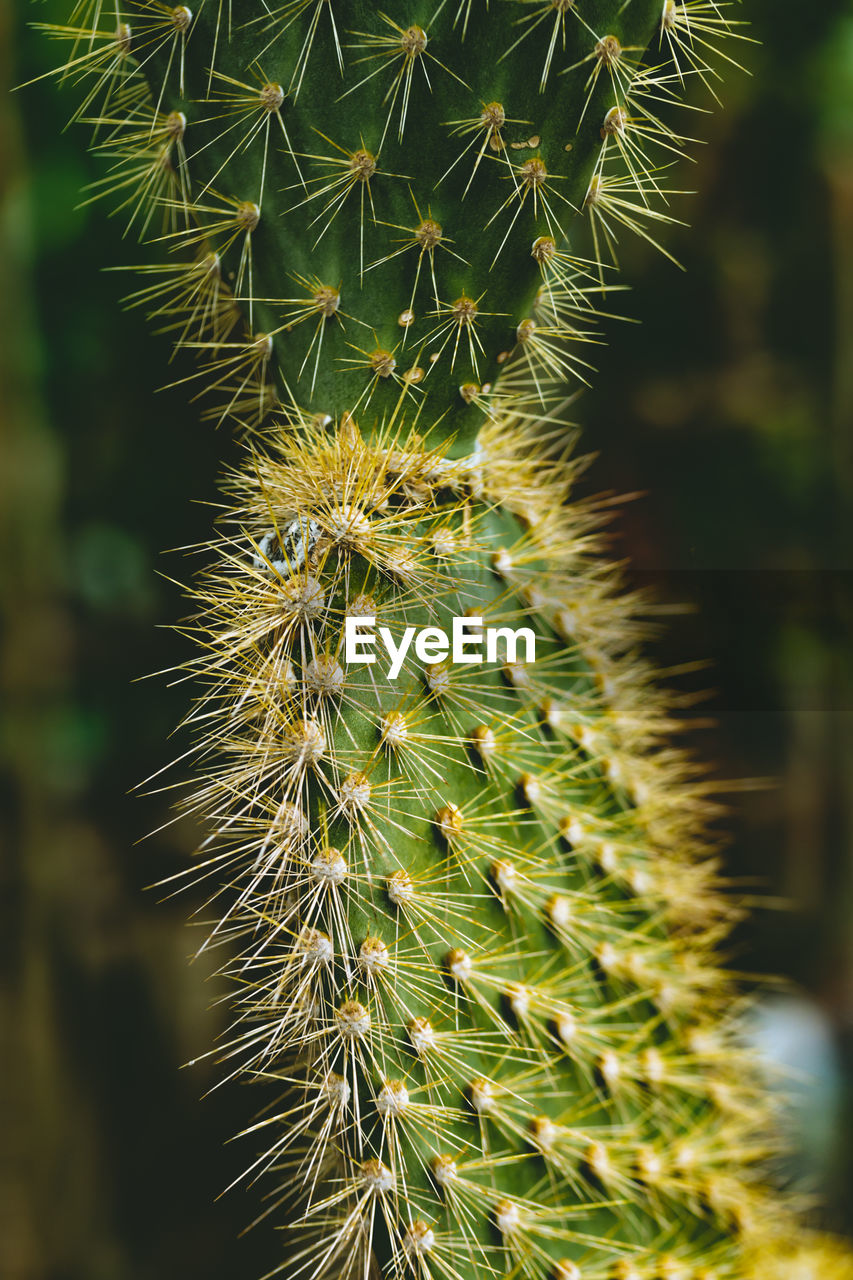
[30,2,839,1278]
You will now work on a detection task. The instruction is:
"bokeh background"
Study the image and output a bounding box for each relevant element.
[2,1,852,1276]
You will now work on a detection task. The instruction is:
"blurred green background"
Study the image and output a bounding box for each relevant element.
[2,1,852,1276]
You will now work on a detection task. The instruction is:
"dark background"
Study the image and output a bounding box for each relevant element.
[2,1,852,1275]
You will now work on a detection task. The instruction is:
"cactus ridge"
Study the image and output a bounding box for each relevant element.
[30,2,812,1279]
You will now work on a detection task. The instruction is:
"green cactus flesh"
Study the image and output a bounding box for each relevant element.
[34,1,792,1278]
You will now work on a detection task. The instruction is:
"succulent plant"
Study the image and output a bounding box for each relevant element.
[32,2,817,1279]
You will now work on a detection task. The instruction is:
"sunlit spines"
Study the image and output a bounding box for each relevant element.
[29,17,137,126]
[500,0,585,92]
[114,249,239,351]
[341,15,468,150]
[193,64,303,205]
[660,1,756,103]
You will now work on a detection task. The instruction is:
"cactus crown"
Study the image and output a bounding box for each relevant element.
[31,3,805,1280]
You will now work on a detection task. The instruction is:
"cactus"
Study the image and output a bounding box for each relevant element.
[31,3,816,1279]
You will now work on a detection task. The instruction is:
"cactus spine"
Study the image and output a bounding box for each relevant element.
[34,2,813,1279]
